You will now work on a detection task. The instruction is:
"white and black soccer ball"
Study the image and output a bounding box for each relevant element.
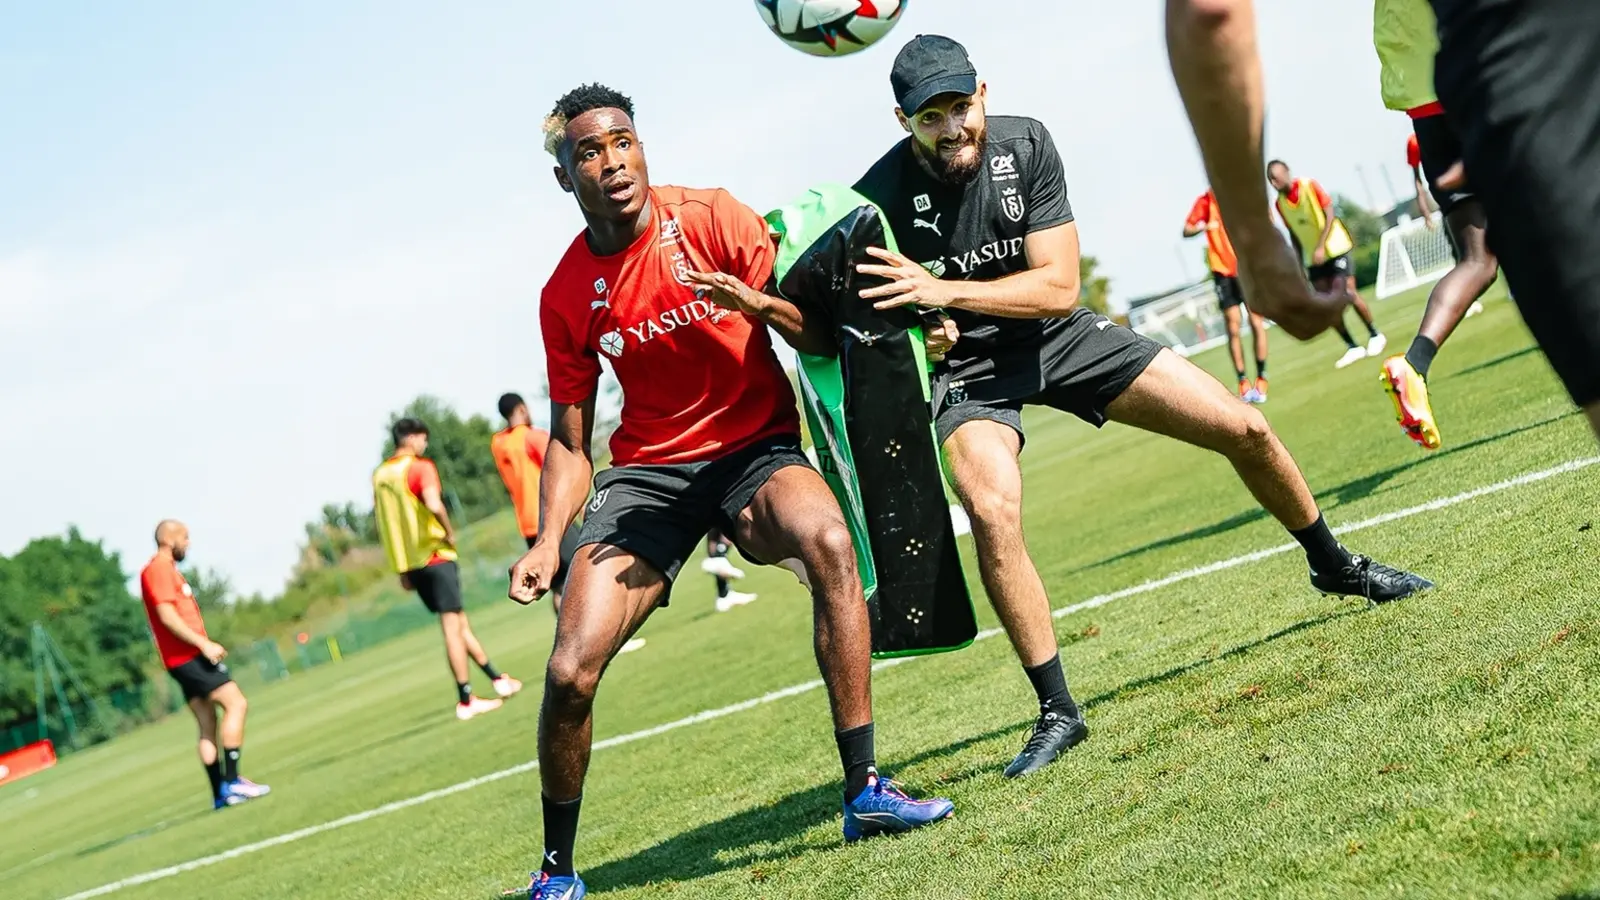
[754,0,906,57]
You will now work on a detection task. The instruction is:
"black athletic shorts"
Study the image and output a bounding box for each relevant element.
[525,526,584,594]
[1212,273,1245,311]
[1412,113,1474,216]
[168,656,234,701]
[1432,0,1600,406]
[407,560,464,614]
[573,435,811,590]
[1306,253,1355,284]
[934,308,1163,446]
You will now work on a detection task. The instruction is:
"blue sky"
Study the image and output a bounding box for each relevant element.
[1,0,1416,596]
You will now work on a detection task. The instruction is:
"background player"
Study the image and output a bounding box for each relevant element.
[702,528,757,612]
[848,36,1432,779]
[1267,160,1387,368]
[374,418,522,721]
[492,392,583,611]
[1184,187,1268,402]
[139,520,270,809]
[1373,0,1497,451]
[510,83,952,900]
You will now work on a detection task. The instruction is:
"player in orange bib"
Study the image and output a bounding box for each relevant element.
[492,392,584,612]
[1185,187,1268,402]
[140,520,270,809]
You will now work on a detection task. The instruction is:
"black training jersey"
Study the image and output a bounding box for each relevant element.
[853,115,1075,394]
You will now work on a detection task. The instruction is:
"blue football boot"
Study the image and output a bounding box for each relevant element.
[842,770,954,842]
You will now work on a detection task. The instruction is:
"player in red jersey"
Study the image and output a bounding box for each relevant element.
[508,84,952,900]
[140,520,270,809]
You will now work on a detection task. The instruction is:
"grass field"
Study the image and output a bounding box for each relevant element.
[5,282,1599,900]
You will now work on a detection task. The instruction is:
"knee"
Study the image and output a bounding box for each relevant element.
[1225,407,1277,459]
[544,652,600,710]
[964,485,1023,535]
[808,521,857,572]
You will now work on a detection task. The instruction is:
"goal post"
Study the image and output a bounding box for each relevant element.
[1376,212,1455,300]
[1127,279,1268,358]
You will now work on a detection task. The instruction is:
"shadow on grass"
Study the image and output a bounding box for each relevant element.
[299,717,442,772]
[572,608,1356,894]
[74,808,212,858]
[1070,408,1581,575]
[1446,344,1540,379]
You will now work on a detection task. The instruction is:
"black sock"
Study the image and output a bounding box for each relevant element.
[1235,367,1247,384]
[221,747,241,782]
[836,722,876,801]
[457,682,473,705]
[478,659,502,681]
[1290,515,1353,574]
[1405,336,1438,380]
[1256,359,1268,381]
[540,794,582,878]
[715,576,730,599]
[1023,655,1080,719]
[1338,327,1360,350]
[204,759,224,800]
[1365,319,1382,338]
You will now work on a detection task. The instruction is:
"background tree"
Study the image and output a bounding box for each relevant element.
[381,395,504,525]
[1335,194,1387,288]
[1079,254,1113,317]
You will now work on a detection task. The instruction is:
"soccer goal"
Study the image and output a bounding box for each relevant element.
[1376,212,1454,300]
[1127,280,1265,358]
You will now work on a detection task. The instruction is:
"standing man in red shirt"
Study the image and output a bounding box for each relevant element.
[140,520,270,809]
[1185,187,1269,401]
[492,392,583,612]
[509,83,952,900]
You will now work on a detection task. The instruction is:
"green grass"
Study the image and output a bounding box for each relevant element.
[5,282,1599,900]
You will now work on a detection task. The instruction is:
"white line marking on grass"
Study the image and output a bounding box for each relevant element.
[57,455,1600,900]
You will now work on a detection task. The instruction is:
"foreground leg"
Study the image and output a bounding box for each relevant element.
[735,464,953,837]
[944,420,1087,778]
[187,698,223,808]
[210,682,270,801]
[1108,349,1432,602]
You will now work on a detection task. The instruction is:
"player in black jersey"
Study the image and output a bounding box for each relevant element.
[852,35,1434,778]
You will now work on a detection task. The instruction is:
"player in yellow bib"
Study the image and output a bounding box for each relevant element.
[1371,0,1500,451]
[1268,160,1388,370]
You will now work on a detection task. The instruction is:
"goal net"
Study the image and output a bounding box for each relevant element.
[1127,280,1266,357]
[1376,212,1454,300]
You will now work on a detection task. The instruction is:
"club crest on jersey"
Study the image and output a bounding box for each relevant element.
[913,193,932,213]
[990,153,1019,181]
[659,218,683,246]
[671,251,694,287]
[599,330,625,358]
[1001,186,1026,223]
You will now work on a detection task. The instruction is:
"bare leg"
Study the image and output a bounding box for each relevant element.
[211,682,248,750]
[189,698,219,767]
[1419,202,1498,348]
[540,546,665,802]
[458,613,490,667]
[944,421,1057,668]
[1347,277,1379,333]
[1249,309,1269,365]
[732,466,871,730]
[1107,349,1319,530]
[437,611,473,686]
[1224,304,1246,380]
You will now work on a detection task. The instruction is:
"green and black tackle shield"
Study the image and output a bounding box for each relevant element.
[767,184,977,658]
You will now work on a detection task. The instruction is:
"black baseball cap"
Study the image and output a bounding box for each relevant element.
[891,35,978,115]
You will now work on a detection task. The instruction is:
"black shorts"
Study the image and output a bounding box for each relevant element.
[1212,273,1245,311]
[1306,253,1355,284]
[573,435,811,589]
[526,526,584,594]
[1432,0,1600,405]
[168,656,234,702]
[934,308,1163,446]
[1412,113,1474,216]
[408,560,464,614]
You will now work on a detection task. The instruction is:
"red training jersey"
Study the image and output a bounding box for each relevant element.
[140,553,207,669]
[1406,133,1422,169]
[1184,190,1238,277]
[540,186,800,466]
[405,457,452,567]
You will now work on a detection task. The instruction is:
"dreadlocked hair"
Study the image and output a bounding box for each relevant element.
[542,83,636,158]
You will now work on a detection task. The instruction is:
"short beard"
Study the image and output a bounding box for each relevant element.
[912,129,987,186]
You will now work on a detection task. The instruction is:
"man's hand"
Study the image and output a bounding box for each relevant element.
[508,540,561,605]
[856,247,956,311]
[1311,245,1328,266]
[201,641,227,665]
[1232,231,1350,340]
[685,270,768,318]
[923,313,959,361]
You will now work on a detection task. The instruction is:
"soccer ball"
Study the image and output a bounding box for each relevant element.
[754,0,906,57]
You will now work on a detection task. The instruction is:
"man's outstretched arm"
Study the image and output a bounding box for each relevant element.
[1165,0,1345,339]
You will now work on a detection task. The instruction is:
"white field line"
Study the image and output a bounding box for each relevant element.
[56,455,1600,900]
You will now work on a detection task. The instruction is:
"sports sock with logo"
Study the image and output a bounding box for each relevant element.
[836,722,876,801]
[457,682,473,705]
[1023,655,1080,719]
[541,794,582,878]
[478,659,502,681]
[204,759,224,800]
[1405,336,1438,380]
[221,747,242,782]
[1290,515,1353,574]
